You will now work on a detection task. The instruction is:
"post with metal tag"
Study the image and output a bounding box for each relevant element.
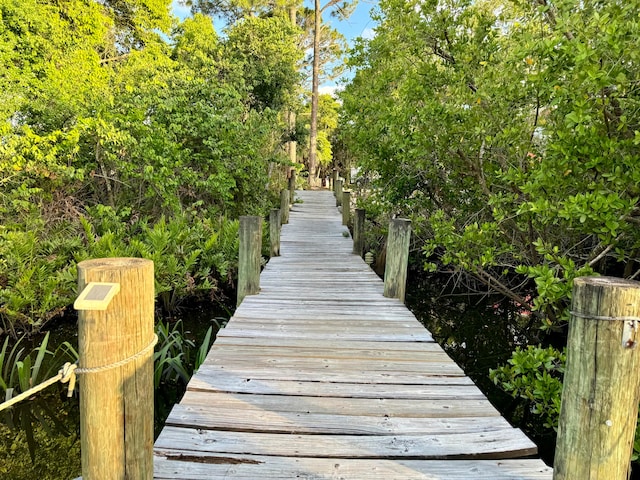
[554,276,640,480]
[75,258,155,480]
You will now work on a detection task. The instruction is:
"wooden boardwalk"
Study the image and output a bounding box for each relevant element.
[154,190,553,479]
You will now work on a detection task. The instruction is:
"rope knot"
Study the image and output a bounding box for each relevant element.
[59,362,78,397]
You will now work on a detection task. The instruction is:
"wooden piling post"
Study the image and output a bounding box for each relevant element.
[269,208,281,258]
[331,168,338,190]
[280,189,290,225]
[288,170,296,203]
[336,179,343,207]
[353,208,365,257]
[238,216,262,306]
[76,258,154,480]
[554,276,640,480]
[383,218,411,303]
[342,190,351,226]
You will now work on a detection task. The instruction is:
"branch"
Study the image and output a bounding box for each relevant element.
[100,53,131,65]
[473,267,534,310]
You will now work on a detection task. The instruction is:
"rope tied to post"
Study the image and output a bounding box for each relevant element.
[569,311,640,322]
[0,334,157,413]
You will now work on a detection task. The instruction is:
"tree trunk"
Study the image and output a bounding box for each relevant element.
[308,0,321,188]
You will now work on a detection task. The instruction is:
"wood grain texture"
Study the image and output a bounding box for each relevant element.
[154,190,550,479]
[554,277,640,480]
[154,455,552,480]
[78,258,154,480]
[237,216,261,306]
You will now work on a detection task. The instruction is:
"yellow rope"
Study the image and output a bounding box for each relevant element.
[0,334,157,412]
[75,334,158,375]
[0,362,77,412]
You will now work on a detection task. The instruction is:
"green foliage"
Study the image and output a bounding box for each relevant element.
[299,94,341,167]
[0,332,78,463]
[224,14,303,111]
[0,210,240,335]
[0,0,301,335]
[490,345,565,430]
[154,320,216,389]
[339,0,640,327]
[0,222,81,337]
[0,333,74,402]
[491,344,640,462]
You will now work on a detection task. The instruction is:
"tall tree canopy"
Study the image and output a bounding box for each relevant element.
[0,0,302,334]
[340,0,640,326]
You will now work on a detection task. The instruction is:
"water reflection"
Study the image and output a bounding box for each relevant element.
[0,392,81,479]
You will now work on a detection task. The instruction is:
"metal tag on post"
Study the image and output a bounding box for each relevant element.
[622,319,638,349]
[74,282,120,311]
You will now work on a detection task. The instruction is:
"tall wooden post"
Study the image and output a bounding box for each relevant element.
[342,190,351,226]
[383,218,411,303]
[331,168,338,190]
[353,208,365,257]
[288,170,296,203]
[280,189,290,225]
[76,258,154,480]
[336,179,343,207]
[238,216,262,306]
[269,208,281,258]
[554,276,640,480]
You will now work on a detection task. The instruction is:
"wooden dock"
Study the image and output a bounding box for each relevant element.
[153,190,553,479]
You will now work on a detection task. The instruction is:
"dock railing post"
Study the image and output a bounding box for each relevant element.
[280,189,290,225]
[270,208,281,258]
[353,208,365,257]
[383,218,411,303]
[342,190,351,226]
[553,276,640,480]
[76,258,155,480]
[238,215,262,306]
[288,169,296,203]
[332,168,338,191]
[336,179,343,207]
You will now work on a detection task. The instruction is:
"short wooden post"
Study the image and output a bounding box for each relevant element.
[237,216,262,306]
[269,208,281,258]
[342,190,351,226]
[353,208,365,257]
[280,189,290,225]
[383,218,411,303]
[288,170,296,203]
[77,258,154,480]
[554,276,640,480]
[336,179,343,207]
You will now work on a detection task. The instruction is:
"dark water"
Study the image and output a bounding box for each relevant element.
[0,302,229,480]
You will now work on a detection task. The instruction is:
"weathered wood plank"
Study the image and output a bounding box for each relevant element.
[212,336,438,350]
[154,455,552,480]
[172,391,500,418]
[206,344,452,362]
[154,427,538,459]
[188,371,475,395]
[203,355,464,376]
[216,327,434,342]
[166,404,513,435]
[192,364,468,384]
